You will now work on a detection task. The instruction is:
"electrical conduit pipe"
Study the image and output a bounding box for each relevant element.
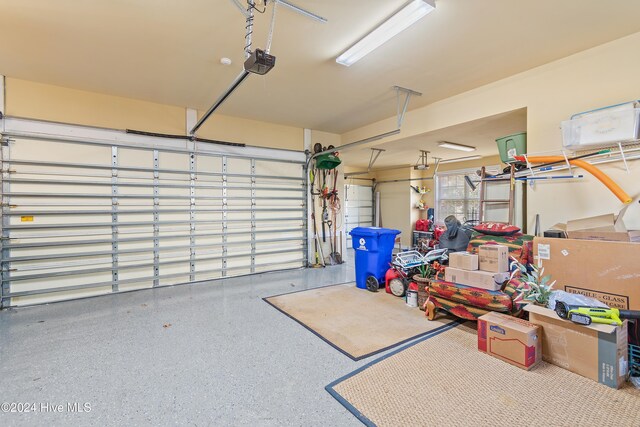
[513,155,632,204]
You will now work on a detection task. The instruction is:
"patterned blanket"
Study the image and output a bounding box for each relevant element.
[466,231,533,265]
[427,277,527,320]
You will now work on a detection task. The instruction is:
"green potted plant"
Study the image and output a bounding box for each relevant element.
[511,259,556,308]
[413,263,437,311]
[413,263,435,283]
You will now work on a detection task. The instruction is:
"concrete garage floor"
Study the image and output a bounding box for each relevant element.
[0,262,383,426]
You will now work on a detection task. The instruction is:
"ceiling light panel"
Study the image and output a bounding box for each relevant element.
[336,0,436,67]
[438,141,476,152]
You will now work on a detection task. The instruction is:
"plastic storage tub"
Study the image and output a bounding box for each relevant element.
[561,101,640,150]
[350,227,401,291]
[496,132,527,163]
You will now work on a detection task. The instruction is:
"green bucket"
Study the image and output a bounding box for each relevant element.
[496,132,527,163]
[315,152,341,170]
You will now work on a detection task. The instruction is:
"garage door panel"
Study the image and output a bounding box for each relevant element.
[344,184,373,249]
[12,287,113,307]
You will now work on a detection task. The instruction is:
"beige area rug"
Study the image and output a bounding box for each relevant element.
[263,283,458,360]
[327,323,640,427]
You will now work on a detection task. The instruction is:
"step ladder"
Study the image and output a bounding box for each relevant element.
[478,164,515,224]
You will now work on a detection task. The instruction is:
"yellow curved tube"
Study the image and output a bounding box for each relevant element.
[514,155,632,204]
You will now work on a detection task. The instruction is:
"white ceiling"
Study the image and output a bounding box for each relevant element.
[339,108,527,168]
[1,1,640,134]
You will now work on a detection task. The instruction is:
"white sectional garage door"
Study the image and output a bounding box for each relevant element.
[0,118,307,307]
[344,184,373,249]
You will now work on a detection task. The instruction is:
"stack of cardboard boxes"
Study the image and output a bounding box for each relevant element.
[477,305,628,389]
[474,211,637,389]
[522,211,638,389]
[445,245,510,291]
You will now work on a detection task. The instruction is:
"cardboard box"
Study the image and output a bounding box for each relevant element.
[569,229,640,243]
[555,207,640,243]
[448,252,478,271]
[445,267,509,291]
[525,304,628,389]
[478,244,509,272]
[478,312,541,370]
[534,237,640,310]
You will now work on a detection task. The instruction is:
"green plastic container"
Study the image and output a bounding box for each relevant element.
[315,152,342,170]
[496,132,527,163]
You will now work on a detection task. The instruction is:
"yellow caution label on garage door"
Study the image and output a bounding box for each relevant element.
[20,216,34,222]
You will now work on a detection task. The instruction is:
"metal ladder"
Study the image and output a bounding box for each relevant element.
[478,164,515,224]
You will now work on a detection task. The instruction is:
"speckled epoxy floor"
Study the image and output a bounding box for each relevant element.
[0,262,382,426]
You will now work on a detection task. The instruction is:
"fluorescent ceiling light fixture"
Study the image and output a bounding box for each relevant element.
[336,0,435,66]
[438,141,476,152]
[439,155,481,164]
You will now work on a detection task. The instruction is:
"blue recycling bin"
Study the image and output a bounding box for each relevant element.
[350,227,401,291]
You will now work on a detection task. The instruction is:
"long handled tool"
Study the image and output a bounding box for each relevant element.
[329,168,342,264]
[325,177,335,263]
[309,167,324,268]
[514,154,631,204]
[492,149,611,178]
[321,169,328,243]
[310,211,324,267]
[316,233,326,267]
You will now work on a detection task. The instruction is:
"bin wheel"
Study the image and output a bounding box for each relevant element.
[389,278,406,297]
[366,276,379,292]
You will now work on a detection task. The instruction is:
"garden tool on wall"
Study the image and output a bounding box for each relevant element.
[555,301,640,326]
[321,169,328,243]
[315,144,341,243]
[328,167,342,264]
[313,144,341,259]
[308,162,324,267]
[311,211,325,267]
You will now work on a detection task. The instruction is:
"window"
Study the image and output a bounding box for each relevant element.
[434,166,499,224]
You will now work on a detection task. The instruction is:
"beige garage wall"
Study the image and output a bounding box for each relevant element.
[5,78,185,134]
[4,78,303,150]
[343,32,640,231]
[194,112,302,150]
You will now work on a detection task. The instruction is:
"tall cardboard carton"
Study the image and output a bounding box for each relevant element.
[478,312,541,370]
[478,244,509,272]
[525,304,627,389]
[533,237,640,310]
